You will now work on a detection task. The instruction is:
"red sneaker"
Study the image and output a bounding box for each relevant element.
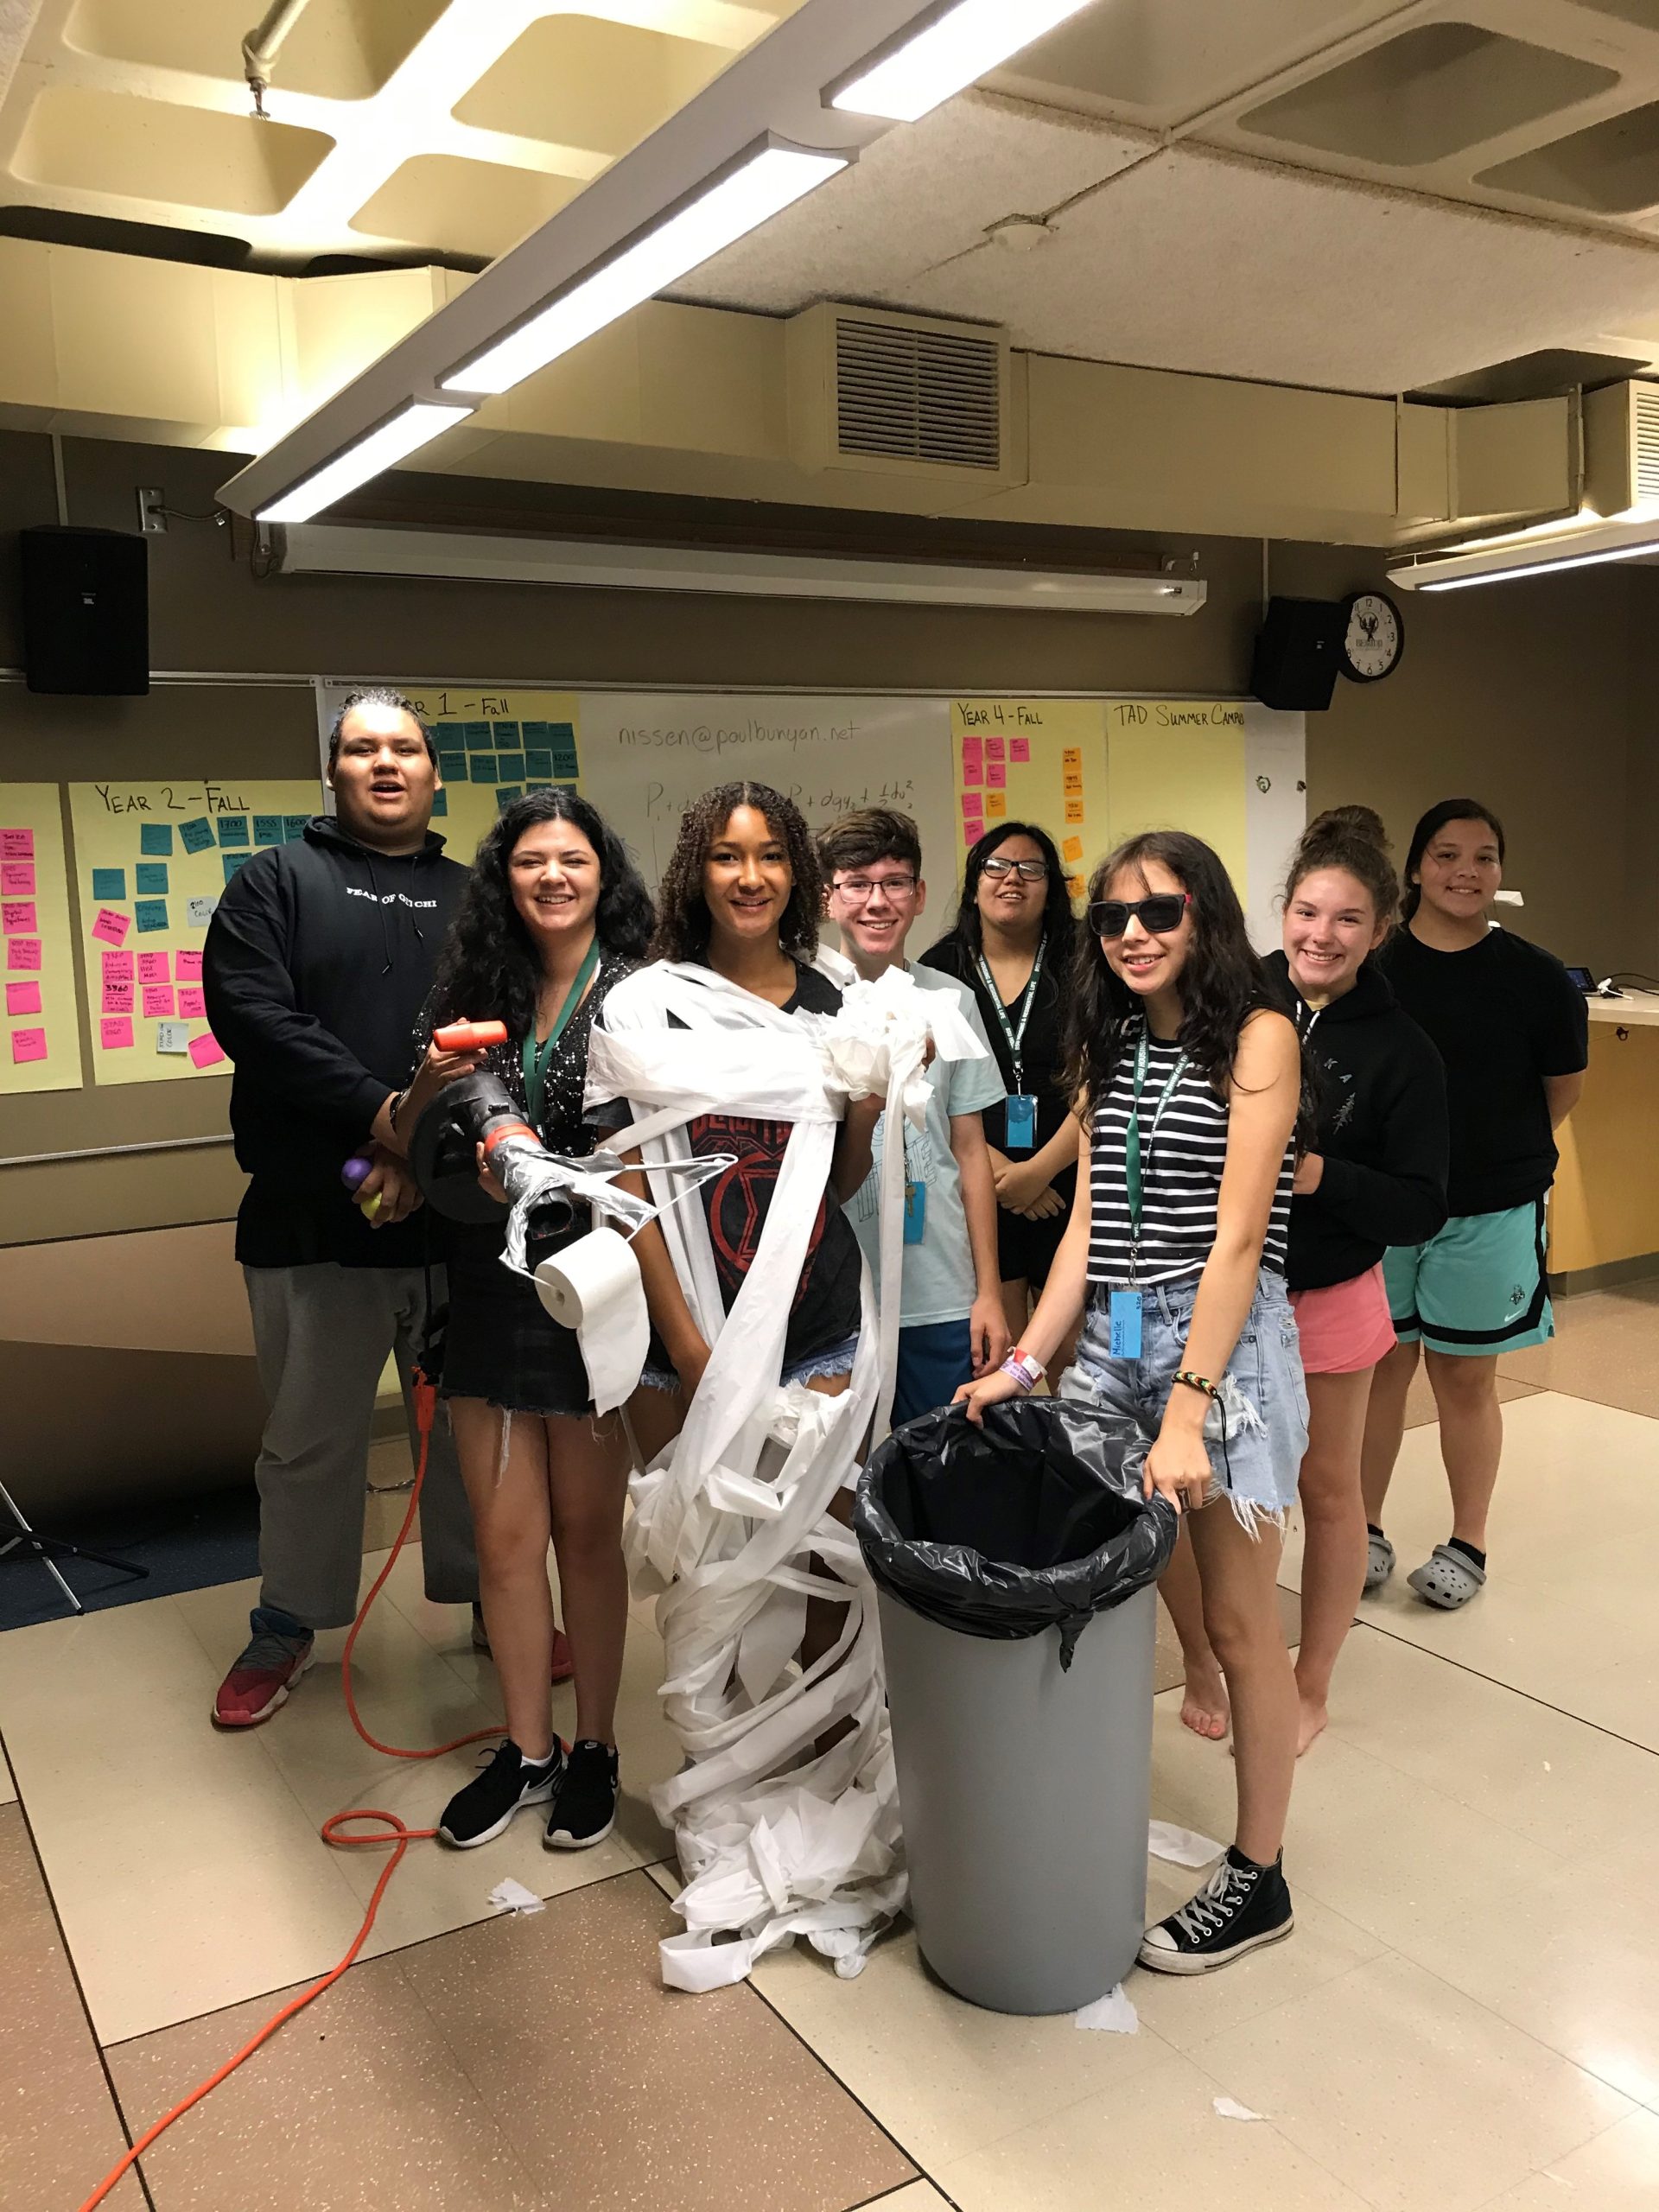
[472,1605,576,1684]
[213,1627,315,1728]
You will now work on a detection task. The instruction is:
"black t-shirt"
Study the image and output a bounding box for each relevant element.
[918,932,1073,1160]
[1374,925,1588,1217]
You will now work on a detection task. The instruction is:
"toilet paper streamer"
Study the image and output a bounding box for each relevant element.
[533,1227,650,1415]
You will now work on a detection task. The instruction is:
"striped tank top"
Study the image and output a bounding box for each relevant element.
[1086,1027,1294,1287]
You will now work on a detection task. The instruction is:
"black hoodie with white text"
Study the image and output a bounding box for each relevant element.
[203,814,467,1267]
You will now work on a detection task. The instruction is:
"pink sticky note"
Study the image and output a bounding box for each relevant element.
[174,949,203,982]
[175,986,206,1020]
[137,950,170,985]
[2,863,35,895]
[100,1016,134,1051]
[963,821,986,849]
[3,900,36,934]
[10,1028,47,1065]
[1010,737,1030,763]
[6,982,41,1016]
[142,985,175,1018]
[959,791,983,820]
[103,981,134,1014]
[0,828,34,862]
[188,1032,227,1070]
[102,949,134,983]
[961,738,984,786]
[92,907,130,947]
[986,736,1006,763]
[986,762,1007,788]
[8,938,41,972]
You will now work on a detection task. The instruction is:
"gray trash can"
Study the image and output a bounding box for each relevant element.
[855,1398,1176,2016]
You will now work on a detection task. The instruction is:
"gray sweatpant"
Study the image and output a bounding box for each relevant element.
[244,1262,479,1631]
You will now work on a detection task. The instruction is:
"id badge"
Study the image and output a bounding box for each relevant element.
[904,1179,927,1245]
[1005,1093,1037,1152]
[1109,1290,1143,1360]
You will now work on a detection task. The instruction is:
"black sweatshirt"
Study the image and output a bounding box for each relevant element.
[1265,950,1449,1291]
[203,815,467,1268]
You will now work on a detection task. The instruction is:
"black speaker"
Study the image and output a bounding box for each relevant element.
[1250,595,1346,712]
[20,526,149,696]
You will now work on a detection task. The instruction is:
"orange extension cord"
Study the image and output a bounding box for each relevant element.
[77,1373,503,2212]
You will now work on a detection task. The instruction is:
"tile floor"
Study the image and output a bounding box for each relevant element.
[3,1290,1657,2211]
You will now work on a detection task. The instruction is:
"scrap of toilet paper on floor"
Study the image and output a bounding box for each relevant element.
[1149,1820,1224,1867]
[1214,2097,1268,2121]
[488,1878,545,1916]
[1074,1986,1139,2034]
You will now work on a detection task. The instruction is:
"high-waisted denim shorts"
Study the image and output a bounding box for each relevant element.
[1059,1268,1308,1530]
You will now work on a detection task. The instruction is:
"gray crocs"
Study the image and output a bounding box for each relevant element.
[1407,1544,1485,1611]
[1363,1529,1395,1593]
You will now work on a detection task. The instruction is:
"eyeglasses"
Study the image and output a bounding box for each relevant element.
[981,856,1048,881]
[1089,893,1191,938]
[834,874,918,902]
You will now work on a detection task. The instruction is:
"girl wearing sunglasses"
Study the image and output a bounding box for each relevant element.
[957,830,1309,1975]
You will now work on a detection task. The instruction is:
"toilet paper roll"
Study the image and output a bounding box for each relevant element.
[533,1226,649,1415]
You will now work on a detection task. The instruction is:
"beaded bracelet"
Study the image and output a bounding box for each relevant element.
[1173,1370,1218,1402]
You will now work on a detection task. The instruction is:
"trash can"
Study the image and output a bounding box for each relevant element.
[855,1397,1177,2016]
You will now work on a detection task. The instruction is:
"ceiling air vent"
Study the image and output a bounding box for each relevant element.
[787,303,1021,486]
[1584,378,1659,516]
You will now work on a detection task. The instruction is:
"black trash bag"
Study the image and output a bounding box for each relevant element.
[855,1397,1179,1669]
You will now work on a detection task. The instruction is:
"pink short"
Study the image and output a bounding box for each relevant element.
[1287,1262,1398,1376]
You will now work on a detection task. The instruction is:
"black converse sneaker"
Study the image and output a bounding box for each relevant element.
[438,1739,563,1849]
[1137,1847,1294,1974]
[544,1739,619,1850]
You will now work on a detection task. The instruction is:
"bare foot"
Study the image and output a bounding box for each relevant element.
[1296,1694,1328,1757]
[1179,1667,1230,1741]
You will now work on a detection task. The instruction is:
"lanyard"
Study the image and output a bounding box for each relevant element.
[1124,1024,1189,1278]
[520,939,600,1137]
[976,940,1045,1093]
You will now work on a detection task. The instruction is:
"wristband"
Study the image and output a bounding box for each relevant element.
[1001,1348,1045,1393]
[1173,1370,1218,1402]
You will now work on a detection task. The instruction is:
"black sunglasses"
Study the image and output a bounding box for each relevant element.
[1089,893,1191,938]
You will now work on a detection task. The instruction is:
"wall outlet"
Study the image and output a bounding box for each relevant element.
[137,487,167,534]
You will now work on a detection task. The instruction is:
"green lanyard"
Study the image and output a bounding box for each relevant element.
[976,940,1045,1093]
[1124,1024,1189,1279]
[520,940,600,1137]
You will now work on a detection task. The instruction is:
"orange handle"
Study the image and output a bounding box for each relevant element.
[434,1019,508,1052]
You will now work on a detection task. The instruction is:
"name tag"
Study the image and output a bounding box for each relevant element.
[1004,1093,1037,1151]
[1109,1290,1143,1360]
[904,1180,927,1245]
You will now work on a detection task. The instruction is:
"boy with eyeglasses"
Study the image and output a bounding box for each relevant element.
[819,808,1010,1420]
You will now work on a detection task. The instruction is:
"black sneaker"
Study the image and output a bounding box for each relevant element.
[438,1739,563,1849]
[1137,1847,1294,1974]
[544,1739,619,1851]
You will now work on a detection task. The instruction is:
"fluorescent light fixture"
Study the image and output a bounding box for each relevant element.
[256,401,474,524]
[1416,537,1659,591]
[830,0,1096,123]
[442,143,848,397]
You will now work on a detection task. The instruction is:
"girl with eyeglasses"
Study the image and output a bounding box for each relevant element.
[920,822,1082,1362]
[957,830,1309,1974]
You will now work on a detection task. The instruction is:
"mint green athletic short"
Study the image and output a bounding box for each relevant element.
[1382,1198,1554,1357]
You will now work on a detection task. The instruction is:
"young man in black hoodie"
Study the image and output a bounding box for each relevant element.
[203,690,477,1727]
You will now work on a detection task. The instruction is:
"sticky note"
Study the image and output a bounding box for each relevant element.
[961,738,984,785]
[468,754,499,785]
[103,950,134,982]
[217,816,249,848]
[179,817,214,854]
[1064,774,1084,799]
[986,791,1007,818]
[435,722,463,747]
[283,816,309,842]
[6,982,41,1016]
[1010,738,1030,764]
[960,791,983,821]
[143,985,175,1018]
[464,721,491,746]
[430,790,448,817]
[985,763,1007,789]
[137,950,169,984]
[986,736,1006,763]
[176,985,206,1019]
[1063,836,1084,862]
[493,721,521,746]
[100,1016,134,1050]
[8,938,41,971]
[524,748,553,780]
[3,900,36,934]
[496,753,525,783]
[187,895,217,926]
[1,828,35,861]
[175,948,203,982]
[92,868,127,901]
[521,722,549,744]
[1065,798,1084,823]
[140,823,174,856]
[1067,874,1086,901]
[155,1021,191,1055]
[2,862,35,895]
[92,907,130,947]
[1063,747,1082,768]
[550,722,577,751]
[102,982,134,1014]
[222,854,249,884]
[10,1028,46,1065]
[135,899,168,932]
[188,1032,228,1070]
[252,815,284,846]
[550,751,579,780]
[135,864,168,896]
[438,752,467,782]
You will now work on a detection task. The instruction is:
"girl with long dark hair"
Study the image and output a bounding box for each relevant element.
[957,830,1308,1974]
[395,790,653,1853]
[920,821,1083,1357]
[1361,799,1586,1610]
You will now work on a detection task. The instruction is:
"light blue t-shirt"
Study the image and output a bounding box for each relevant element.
[849,964,1006,1328]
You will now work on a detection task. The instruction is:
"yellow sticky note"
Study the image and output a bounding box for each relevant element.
[985,790,1007,818]
[1062,836,1084,862]
[1065,798,1084,823]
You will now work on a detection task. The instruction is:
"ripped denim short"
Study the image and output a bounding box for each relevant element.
[639,1332,861,1395]
[1058,1269,1307,1531]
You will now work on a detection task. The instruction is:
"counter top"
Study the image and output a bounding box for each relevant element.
[1586,995,1659,1029]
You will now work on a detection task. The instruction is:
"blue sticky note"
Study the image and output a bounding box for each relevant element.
[92,868,127,900]
[283,816,308,842]
[463,721,491,746]
[222,852,250,883]
[136,863,168,895]
[430,789,448,817]
[217,816,249,848]
[468,754,498,785]
[549,721,575,747]
[521,721,550,744]
[525,781,552,792]
[524,748,553,780]
[135,898,168,932]
[496,786,523,811]
[140,823,174,856]
[492,721,520,747]
[435,721,463,747]
[438,751,467,782]
[179,817,214,854]
[252,815,283,846]
[496,752,525,783]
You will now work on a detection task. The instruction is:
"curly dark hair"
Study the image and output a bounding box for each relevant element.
[1065,829,1313,1146]
[429,789,653,1039]
[650,781,823,963]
